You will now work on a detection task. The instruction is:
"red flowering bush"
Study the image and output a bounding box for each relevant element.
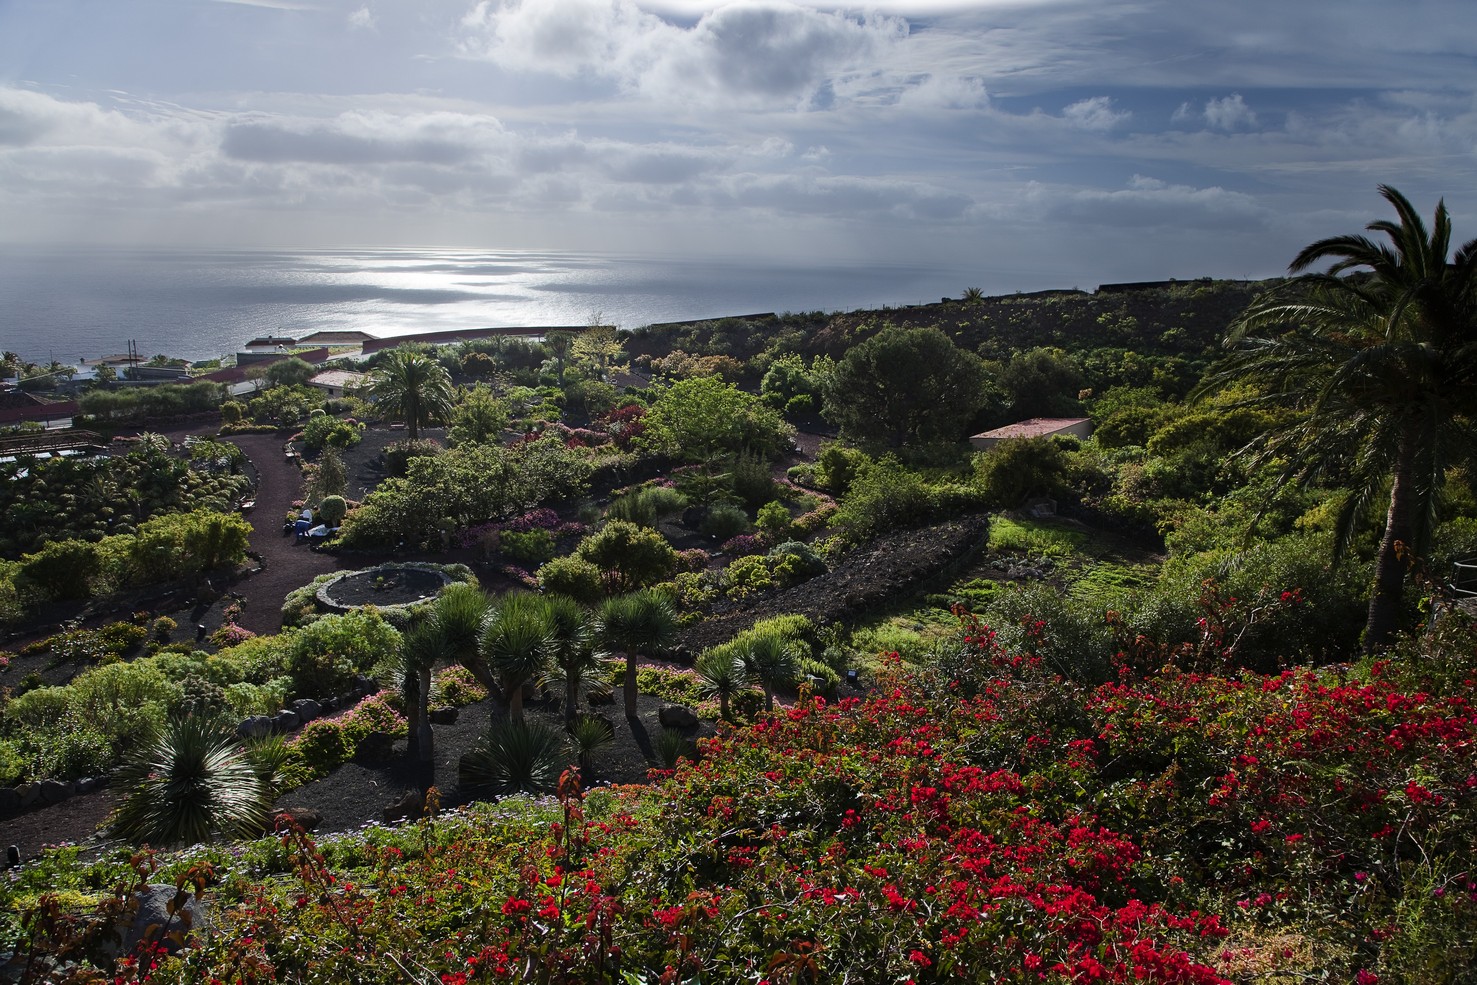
[10,606,1476,983]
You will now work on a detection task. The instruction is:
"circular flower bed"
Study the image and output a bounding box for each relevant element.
[314,563,455,614]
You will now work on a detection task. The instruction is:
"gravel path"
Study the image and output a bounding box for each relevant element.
[221,432,338,636]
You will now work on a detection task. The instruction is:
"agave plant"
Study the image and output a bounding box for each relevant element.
[654,727,692,770]
[568,714,615,777]
[459,720,567,797]
[111,714,271,846]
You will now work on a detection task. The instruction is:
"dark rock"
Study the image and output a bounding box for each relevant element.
[237,716,273,740]
[658,705,699,729]
[0,787,20,813]
[16,783,40,809]
[271,806,324,832]
[383,789,423,825]
[290,698,322,723]
[587,690,615,706]
[428,706,459,724]
[37,779,71,805]
[74,776,102,794]
[271,709,301,733]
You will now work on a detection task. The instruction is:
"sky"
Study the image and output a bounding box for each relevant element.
[1,0,1475,284]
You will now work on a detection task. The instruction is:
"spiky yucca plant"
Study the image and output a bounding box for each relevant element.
[458,720,566,797]
[568,714,615,777]
[111,715,270,846]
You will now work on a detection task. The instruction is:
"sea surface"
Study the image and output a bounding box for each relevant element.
[0,247,991,365]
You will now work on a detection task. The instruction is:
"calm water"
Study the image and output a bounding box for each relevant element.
[0,247,990,364]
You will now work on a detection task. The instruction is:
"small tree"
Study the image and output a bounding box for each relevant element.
[597,590,678,718]
[479,595,552,725]
[264,357,317,389]
[695,649,749,720]
[576,520,679,595]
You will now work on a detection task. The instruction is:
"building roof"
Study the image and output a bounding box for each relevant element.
[360,326,564,355]
[243,336,299,348]
[195,348,332,384]
[971,417,1092,441]
[309,370,368,390]
[297,330,376,344]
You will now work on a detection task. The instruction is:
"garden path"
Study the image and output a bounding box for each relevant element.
[221,433,339,636]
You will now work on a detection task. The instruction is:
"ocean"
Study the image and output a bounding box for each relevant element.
[0,247,990,365]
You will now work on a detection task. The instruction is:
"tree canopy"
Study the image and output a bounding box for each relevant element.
[819,324,999,457]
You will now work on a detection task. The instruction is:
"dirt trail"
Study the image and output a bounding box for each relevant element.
[222,433,338,636]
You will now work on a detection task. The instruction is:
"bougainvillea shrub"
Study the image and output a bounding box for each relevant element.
[8,611,1475,983]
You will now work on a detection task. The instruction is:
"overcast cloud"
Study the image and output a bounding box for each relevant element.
[0,0,1474,282]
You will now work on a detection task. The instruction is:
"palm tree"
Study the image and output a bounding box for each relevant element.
[402,618,455,762]
[532,593,604,727]
[111,714,270,846]
[596,590,678,718]
[1210,185,1477,651]
[366,346,457,440]
[479,595,553,725]
[740,631,796,711]
[434,582,494,693]
[694,649,748,720]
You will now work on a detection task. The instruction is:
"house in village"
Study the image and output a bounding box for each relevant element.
[307,369,367,399]
[969,417,1094,451]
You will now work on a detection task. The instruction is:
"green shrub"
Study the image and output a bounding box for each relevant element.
[17,540,100,600]
[291,721,355,781]
[501,529,557,566]
[575,520,678,594]
[150,616,178,642]
[756,500,792,539]
[285,610,402,699]
[537,555,604,605]
[302,415,362,452]
[318,495,348,527]
[0,739,23,786]
[701,503,750,540]
[815,442,870,495]
[383,438,443,477]
[832,458,941,540]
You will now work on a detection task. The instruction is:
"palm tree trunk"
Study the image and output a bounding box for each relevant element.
[404,668,422,759]
[1365,431,1418,652]
[510,686,525,726]
[719,691,730,721]
[565,672,579,728]
[624,654,638,719]
[417,665,434,763]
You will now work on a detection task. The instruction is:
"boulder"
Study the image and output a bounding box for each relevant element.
[587,690,615,707]
[271,709,301,733]
[290,698,322,723]
[74,776,104,794]
[428,706,459,725]
[237,716,273,740]
[271,806,324,832]
[658,705,699,729]
[16,783,40,809]
[0,787,20,814]
[122,885,210,958]
[383,789,424,825]
[37,779,72,806]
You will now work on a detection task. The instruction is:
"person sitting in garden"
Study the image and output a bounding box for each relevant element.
[293,508,313,543]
